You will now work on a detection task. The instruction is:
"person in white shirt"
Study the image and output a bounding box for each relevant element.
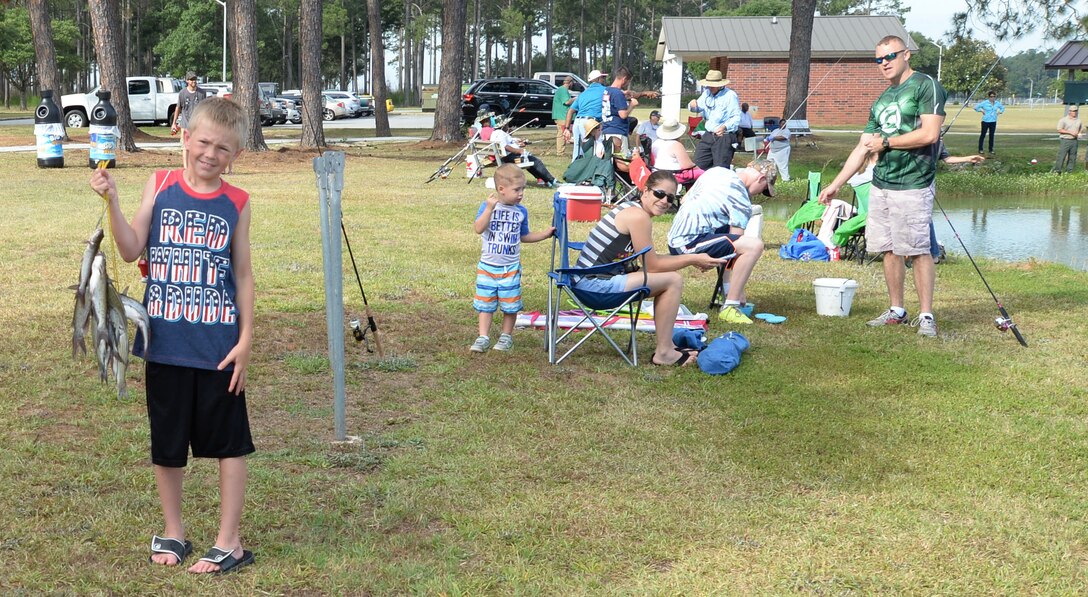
[764,116,791,181]
[650,118,704,186]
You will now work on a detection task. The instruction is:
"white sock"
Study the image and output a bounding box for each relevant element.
[724,300,742,307]
[919,312,934,320]
[890,306,906,317]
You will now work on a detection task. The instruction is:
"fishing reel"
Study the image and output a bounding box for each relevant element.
[994,316,1029,347]
[349,318,374,353]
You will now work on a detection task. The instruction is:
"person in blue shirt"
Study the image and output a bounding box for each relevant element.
[687,69,741,170]
[562,69,608,162]
[974,91,1004,154]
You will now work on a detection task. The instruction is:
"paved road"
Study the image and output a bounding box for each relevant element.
[1,112,437,129]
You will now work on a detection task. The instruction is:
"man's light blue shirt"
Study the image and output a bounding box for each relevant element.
[974,99,1004,123]
[569,82,606,121]
[692,87,741,133]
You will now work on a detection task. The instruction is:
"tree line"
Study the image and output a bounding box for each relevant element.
[2,0,1079,149]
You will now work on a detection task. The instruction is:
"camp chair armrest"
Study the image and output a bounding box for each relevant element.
[556,246,650,278]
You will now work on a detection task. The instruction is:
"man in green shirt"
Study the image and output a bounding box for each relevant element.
[819,35,946,337]
[552,76,574,158]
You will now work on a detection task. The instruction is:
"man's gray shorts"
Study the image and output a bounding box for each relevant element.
[866,185,933,257]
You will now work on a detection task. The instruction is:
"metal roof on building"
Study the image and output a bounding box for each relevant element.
[1044,41,1088,69]
[656,15,918,61]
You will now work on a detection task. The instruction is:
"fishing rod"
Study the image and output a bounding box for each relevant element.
[931,195,1027,347]
[929,40,1026,347]
[340,220,384,358]
[782,53,849,124]
[941,41,1013,135]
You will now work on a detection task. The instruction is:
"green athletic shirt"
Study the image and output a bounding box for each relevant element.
[863,72,947,191]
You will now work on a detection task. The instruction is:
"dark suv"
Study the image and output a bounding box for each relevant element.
[461,78,556,127]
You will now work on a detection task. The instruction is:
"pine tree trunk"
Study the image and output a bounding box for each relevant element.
[299,0,325,149]
[545,0,553,71]
[87,0,138,152]
[28,0,66,138]
[28,0,60,94]
[430,0,466,143]
[368,0,392,136]
[230,0,267,151]
[785,0,816,121]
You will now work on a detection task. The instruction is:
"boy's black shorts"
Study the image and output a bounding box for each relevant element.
[146,361,255,467]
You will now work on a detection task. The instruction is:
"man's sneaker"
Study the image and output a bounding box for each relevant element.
[912,315,938,337]
[719,305,753,324]
[866,308,909,327]
[493,333,514,351]
[469,336,490,353]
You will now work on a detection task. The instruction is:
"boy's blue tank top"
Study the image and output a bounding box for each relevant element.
[134,169,249,370]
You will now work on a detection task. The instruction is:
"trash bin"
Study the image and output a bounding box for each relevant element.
[386,98,395,113]
[421,85,439,112]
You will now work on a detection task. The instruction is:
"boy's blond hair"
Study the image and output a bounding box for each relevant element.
[493,163,526,188]
[188,96,248,149]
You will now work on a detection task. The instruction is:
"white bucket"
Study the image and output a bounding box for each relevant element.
[465,155,481,178]
[813,277,859,317]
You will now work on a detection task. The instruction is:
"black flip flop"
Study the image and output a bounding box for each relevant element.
[149,535,193,566]
[652,348,697,367]
[197,546,255,574]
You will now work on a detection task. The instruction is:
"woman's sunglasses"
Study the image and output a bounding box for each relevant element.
[651,188,677,203]
[874,50,905,64]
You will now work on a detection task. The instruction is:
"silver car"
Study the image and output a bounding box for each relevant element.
[324,91,363,117]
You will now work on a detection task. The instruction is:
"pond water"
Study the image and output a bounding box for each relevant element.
[763,195,1088,271]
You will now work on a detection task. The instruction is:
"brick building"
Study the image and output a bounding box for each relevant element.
[655,15,918,126]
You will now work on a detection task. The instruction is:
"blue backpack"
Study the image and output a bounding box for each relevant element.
[779,228,829,261]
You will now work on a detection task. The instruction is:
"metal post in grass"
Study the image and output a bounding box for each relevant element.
[314,151,348,441]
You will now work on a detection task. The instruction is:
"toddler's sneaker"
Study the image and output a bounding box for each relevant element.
[718,305,753,325]
[866,308,909,327]
[911,315,938,338]
[470,336,490,353]
[493,333,514,351]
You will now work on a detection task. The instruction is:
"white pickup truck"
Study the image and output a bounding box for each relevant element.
[61,76,182,128]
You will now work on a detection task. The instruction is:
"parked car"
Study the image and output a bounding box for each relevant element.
[275,95,302,124]
[203,82,279,126]
[353,93,375,116]
[322,94,349,121]
[269,97,290,124]
[60,76,181,128]
[461,77,556,127]
[533,71,589,99]
[324,91,363,117]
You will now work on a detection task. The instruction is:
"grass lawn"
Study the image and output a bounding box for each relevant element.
[1,133,1088,593]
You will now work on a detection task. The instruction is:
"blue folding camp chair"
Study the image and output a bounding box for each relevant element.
[546,194,651,366]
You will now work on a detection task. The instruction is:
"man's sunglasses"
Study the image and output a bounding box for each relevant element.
[651,188,677,203]
[874,50,905,64]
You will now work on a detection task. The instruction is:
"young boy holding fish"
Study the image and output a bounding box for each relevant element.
[89,96,256,574]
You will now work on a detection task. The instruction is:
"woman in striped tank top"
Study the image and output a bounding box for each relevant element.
[574,171,727,366]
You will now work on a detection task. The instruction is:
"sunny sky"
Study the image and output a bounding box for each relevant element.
[900,0,1070,55]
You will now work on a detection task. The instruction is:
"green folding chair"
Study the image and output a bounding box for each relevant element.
[834,181,871,263]
[784,171,824,232]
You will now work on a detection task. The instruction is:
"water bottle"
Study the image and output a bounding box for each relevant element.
[34,90,64,168]
[88,89,117,168]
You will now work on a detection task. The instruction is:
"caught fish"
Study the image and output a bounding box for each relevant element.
[119,292,150,351]
[106,265,130,402]
[88,255,110,381]
[106,280,129,400]
[71,228,104,358]
[77,229,104,299]
[77,249,139,399]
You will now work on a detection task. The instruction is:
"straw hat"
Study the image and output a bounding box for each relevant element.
[583,119,601,135]
[657,118,686,140]
[698,70,729,87]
